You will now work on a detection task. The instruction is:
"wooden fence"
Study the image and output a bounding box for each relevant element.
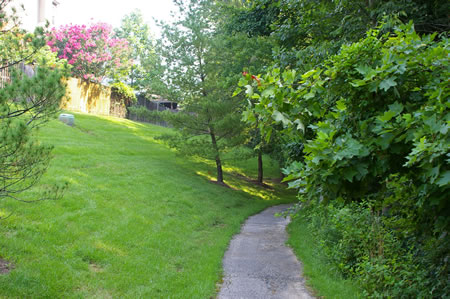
[63,77,111,115]
[0,67,10,88]
[0,64,32,88]
[64,77,127,118]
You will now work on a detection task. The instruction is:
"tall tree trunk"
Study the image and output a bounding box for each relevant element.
[257,151,263,184]
[209,126,223,183]
[215,155,224,183]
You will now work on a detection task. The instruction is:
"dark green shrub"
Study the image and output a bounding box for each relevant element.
[111,82,137,104]
[303,201,443,298]
[127,105,164,123]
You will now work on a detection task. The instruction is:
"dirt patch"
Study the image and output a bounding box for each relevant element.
[175,263,184,273]
[88,262,104,273]
[0,258,14,274]
[212,219,226,228]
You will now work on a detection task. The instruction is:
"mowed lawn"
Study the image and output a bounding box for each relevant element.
[0,112,295,298]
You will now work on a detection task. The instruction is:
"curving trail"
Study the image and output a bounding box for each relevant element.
[218,204,314,299]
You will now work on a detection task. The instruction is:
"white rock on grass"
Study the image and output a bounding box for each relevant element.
[59,113,75,126]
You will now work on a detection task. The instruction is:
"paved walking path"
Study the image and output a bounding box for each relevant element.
[218,204,315,299]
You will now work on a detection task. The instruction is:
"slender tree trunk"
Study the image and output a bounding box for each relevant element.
[257,151,263,184]
[215,155,224,183]
[209,126,223,183]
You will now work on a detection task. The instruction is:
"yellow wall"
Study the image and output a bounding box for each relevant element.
[63,77,111,116]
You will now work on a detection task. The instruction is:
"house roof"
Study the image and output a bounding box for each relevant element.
[151,100,175,104]
[148,94,176,103]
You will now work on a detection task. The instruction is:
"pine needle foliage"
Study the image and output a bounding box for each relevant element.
[0,1,68,205]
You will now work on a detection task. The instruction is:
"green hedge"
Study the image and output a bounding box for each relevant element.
[128,105,164,123]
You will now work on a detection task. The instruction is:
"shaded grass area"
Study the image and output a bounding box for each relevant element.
[287,214,362,298]
[0,112,296,298]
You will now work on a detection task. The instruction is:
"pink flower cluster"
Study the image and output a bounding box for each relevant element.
[47,22,132,82]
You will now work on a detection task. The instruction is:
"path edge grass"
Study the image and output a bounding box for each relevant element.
[287,214,362,299]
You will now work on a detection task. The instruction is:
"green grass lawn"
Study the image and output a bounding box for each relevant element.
[0,112,295,298]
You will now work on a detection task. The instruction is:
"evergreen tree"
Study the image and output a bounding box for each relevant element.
[0,1,68,206]
[157,0,246,184]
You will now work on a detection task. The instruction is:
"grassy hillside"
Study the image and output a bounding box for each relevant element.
[0,112,295,298]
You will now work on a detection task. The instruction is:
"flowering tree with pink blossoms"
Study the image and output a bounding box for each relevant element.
[47,23,132,83]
